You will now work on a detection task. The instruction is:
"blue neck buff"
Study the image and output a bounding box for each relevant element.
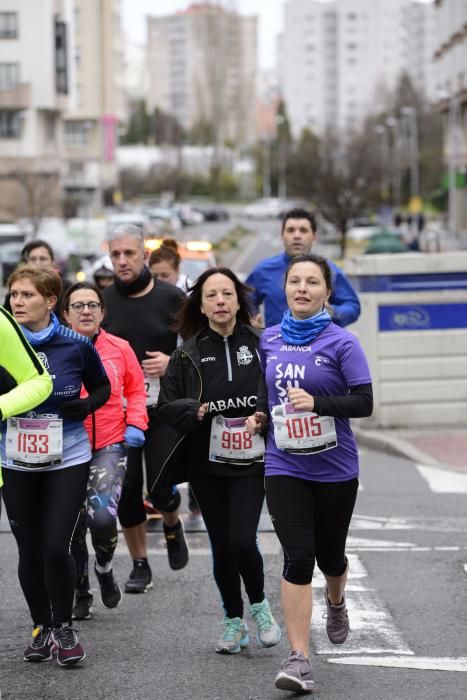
[21,313,60,347]
[280,308,331,346]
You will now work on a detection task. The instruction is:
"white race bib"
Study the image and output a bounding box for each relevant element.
[271,403,337,455]
[6,417,63,468]
[144,375,160,407]
[209,415,265,465]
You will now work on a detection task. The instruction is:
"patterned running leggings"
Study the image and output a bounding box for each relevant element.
[71,443,127,593]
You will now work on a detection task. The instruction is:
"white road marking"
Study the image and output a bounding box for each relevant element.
[312,555,413,657]
[233,234,268,273]
[328,656,467,672]
[463,564,467,575]
[416,464,467,494]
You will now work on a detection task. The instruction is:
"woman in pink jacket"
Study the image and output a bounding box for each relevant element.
[63,282,148,621]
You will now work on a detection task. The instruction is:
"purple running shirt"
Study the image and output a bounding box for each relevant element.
[259,322,371,482]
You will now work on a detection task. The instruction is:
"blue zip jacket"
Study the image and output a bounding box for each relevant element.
[245,252,360,328]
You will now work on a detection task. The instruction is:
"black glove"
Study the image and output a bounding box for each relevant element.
[60,397,91,421]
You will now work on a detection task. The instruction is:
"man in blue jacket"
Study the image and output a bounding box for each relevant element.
[245,208,360,327]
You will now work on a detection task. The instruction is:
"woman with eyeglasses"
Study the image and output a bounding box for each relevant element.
[1,266,110,667]
[62,282,148,622]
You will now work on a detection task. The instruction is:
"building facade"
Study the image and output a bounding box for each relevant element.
[433,0,467,232]
[279,0,435,139]
[63,0,126,216]
[147,4,257,146]
[0,0,72,221]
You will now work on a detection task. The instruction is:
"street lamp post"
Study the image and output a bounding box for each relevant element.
[401,106,420,202]
[374,124,390,202]
[276,114,288,200]
[386,117,401,209]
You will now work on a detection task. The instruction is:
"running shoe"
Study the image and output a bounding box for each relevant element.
[72,592,93,621]
[324,587,350,644]
[52,626,86,667]
[23,625,56,662]
[164,519,189,570]
[124,560,153,594]
[215,617,249,654]
[274,650,314,693]
[249,598,281,647]
[94,564,122,609]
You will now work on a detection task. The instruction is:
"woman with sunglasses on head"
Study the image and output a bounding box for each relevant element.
[62,282,148,622]
[1,266,110,667]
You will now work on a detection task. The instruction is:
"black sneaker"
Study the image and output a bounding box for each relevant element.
[164,519,189,570]
[72,592,93,621]
[24,625,56,662]
[124,561,153,594]
[94,564,122,609]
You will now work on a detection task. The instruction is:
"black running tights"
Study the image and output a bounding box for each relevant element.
[189,473,265,619]
[2,463,89,627]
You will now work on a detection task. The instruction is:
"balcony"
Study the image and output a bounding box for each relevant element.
[0,83,31,110]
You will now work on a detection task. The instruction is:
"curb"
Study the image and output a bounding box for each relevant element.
[352,427,463,471]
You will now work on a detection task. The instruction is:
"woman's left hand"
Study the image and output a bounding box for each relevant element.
[287,387,315,412]
[245,411,267,435]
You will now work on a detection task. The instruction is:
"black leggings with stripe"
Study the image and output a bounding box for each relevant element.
[2,462,89,627]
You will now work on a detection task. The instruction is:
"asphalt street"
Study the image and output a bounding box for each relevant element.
[1,447,467,700]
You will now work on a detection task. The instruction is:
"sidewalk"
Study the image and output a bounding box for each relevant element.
[354,425,467,473]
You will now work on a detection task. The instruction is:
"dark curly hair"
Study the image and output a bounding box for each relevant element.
[176,267,253,340]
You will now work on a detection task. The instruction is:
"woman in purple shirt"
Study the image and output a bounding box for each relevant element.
[255,253,372,694]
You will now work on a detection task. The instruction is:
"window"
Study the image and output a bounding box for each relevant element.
[0,111,21,138]
[0,12,18,39]
[64,121,89,147]
[55,20,68,94]
[0,63,19,90]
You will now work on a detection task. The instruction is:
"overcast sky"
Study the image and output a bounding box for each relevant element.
[121,0,434,70]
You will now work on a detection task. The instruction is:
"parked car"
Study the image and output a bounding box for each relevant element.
[189,199,229,221]
[243,198,283,219]
[0,241,24,286]
[143,207,183,233]
[172,204,205,226]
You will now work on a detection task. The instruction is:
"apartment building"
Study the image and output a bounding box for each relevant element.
[0,0,72,221]
[279,0,434,139]
[147,4,257,146]
[63,0,125,215]
[402,0,436,102]
[433,0,467,231]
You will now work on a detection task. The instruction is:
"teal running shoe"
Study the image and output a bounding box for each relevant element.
[250,598,282,647]
[215,617,249,654]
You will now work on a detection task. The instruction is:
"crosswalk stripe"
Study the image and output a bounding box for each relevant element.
[312,554,413,656]
[416,464,467,493]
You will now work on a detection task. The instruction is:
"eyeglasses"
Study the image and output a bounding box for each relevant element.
[68,301,101,313]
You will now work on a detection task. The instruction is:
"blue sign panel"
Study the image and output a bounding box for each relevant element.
[351,272,467,293]
[378,303,467,331]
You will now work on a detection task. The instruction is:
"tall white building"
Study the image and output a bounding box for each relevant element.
[402,1,436,102]
[63,0,126,216]
[147,4,257,145]
[279,0,435,138]
[0,0,73,221]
